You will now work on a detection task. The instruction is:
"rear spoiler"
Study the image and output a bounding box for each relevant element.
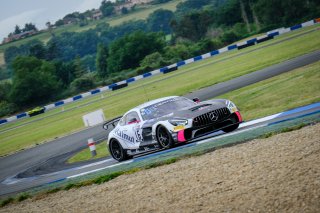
[102,116,122,130]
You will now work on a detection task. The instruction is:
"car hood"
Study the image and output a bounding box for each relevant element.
[142,101,227,127]
[172,102,226,119]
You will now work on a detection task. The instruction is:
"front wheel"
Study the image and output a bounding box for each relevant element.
[109,139,130,162]
[222,123,239,133]
[156,125,174,149]
[222,114,239,133]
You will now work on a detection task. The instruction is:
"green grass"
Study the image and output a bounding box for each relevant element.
[0,24,319,157]
[68,141,110,164]
[217,60,320,121]
[0,0,183,64]
[68,59,320,163]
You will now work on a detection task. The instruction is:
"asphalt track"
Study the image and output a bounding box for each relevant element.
[0,50,319,197]
[1,103,319,197]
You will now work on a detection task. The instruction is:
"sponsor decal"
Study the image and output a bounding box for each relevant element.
[174,125,185,131]
[114,128,135,144]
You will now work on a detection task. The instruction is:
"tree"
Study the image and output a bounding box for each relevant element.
[96,44,109,78]
[14,25,21,34]
[29,43,46,59]
[73,56,86,78]
[70,75,95,93]
[140,52,166,69]
[214,0,242,26]
[175,0,214,16]
[107,31,166,73]
[47,30,99,61]
[23,23,37,32]
[171,10,213,41]
[55,19,64,26]
[0,67,11,81]
[4,46,20,65]
[121,7,129,14]
[0,81,12,102]
[100,0,115,17]
[147,9,174,34]
[10,56,61,107]
[53,61,76,86]
[152,0,172,4]
[46,37,61,60]
[0,82,17,117]
[239,0,251,32]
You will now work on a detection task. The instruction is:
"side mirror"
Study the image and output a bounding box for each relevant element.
[192,97,200,103]
[103,123,109,130]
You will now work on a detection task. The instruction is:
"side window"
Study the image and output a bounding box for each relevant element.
[125,112,140,125]
[119,116,126,126]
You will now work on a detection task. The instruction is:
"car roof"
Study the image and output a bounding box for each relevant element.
[129,96,180,112]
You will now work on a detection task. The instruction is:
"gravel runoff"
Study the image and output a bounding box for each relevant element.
[1,123,320,213]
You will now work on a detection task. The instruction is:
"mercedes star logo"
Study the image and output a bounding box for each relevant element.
[209,112,218,121]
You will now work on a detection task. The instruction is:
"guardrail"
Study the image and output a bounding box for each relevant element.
[0,18,319,125]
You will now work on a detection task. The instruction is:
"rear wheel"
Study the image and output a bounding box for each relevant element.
[109,139,130,162]
[156,125,174,149]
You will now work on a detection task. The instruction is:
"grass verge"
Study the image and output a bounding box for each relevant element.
[216,60,320,120]
[67,141,110,164]
[0,24,319,157]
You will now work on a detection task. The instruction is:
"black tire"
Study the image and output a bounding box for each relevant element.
[222,114,239,133]
[109,139,130,162]
[222,123,239,133]
[156,125,174,149]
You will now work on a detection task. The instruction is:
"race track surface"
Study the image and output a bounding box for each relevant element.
[0,50,319,197]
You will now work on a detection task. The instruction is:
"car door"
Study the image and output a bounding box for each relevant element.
[122,111,143,146]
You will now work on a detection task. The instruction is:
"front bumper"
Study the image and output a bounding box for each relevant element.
[172,112,242,142]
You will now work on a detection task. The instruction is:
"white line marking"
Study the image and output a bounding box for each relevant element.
[67,160,134,179]
[196,125,263,145]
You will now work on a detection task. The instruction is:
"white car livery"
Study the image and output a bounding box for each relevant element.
[106,96,242,161]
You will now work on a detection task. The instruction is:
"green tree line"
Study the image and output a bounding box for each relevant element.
[0,0,319,117]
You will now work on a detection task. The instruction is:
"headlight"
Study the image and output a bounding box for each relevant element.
[226,100,238,113]
[169,119,188,126]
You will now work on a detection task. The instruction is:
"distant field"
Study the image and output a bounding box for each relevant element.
[0,24,319,157]
[0,0,184,64]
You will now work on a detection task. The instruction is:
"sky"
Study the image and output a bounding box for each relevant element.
[0,0,112,41]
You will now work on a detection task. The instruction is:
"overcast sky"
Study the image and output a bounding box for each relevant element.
[0,0,113,41]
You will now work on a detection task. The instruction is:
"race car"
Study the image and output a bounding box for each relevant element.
[106,96,242,161]
[27,106,45,117]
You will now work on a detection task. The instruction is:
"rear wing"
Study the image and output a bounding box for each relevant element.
[102,116,122,130]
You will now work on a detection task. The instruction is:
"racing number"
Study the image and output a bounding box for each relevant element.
[124,111,143,144]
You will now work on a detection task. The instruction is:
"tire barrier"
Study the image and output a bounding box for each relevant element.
[1,18,319,125]
[110,83,128,91]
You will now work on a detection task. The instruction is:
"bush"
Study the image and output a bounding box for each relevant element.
[220,31,241,44]
[70,76,96,93]
[140,52,166,69]
[136,66,153,75]
[0,101,17,118]
[17,193,30,202]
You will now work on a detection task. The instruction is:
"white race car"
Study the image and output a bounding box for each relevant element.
[106,96,242,161]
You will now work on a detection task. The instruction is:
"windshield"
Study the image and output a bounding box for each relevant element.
[140,97,195,120]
